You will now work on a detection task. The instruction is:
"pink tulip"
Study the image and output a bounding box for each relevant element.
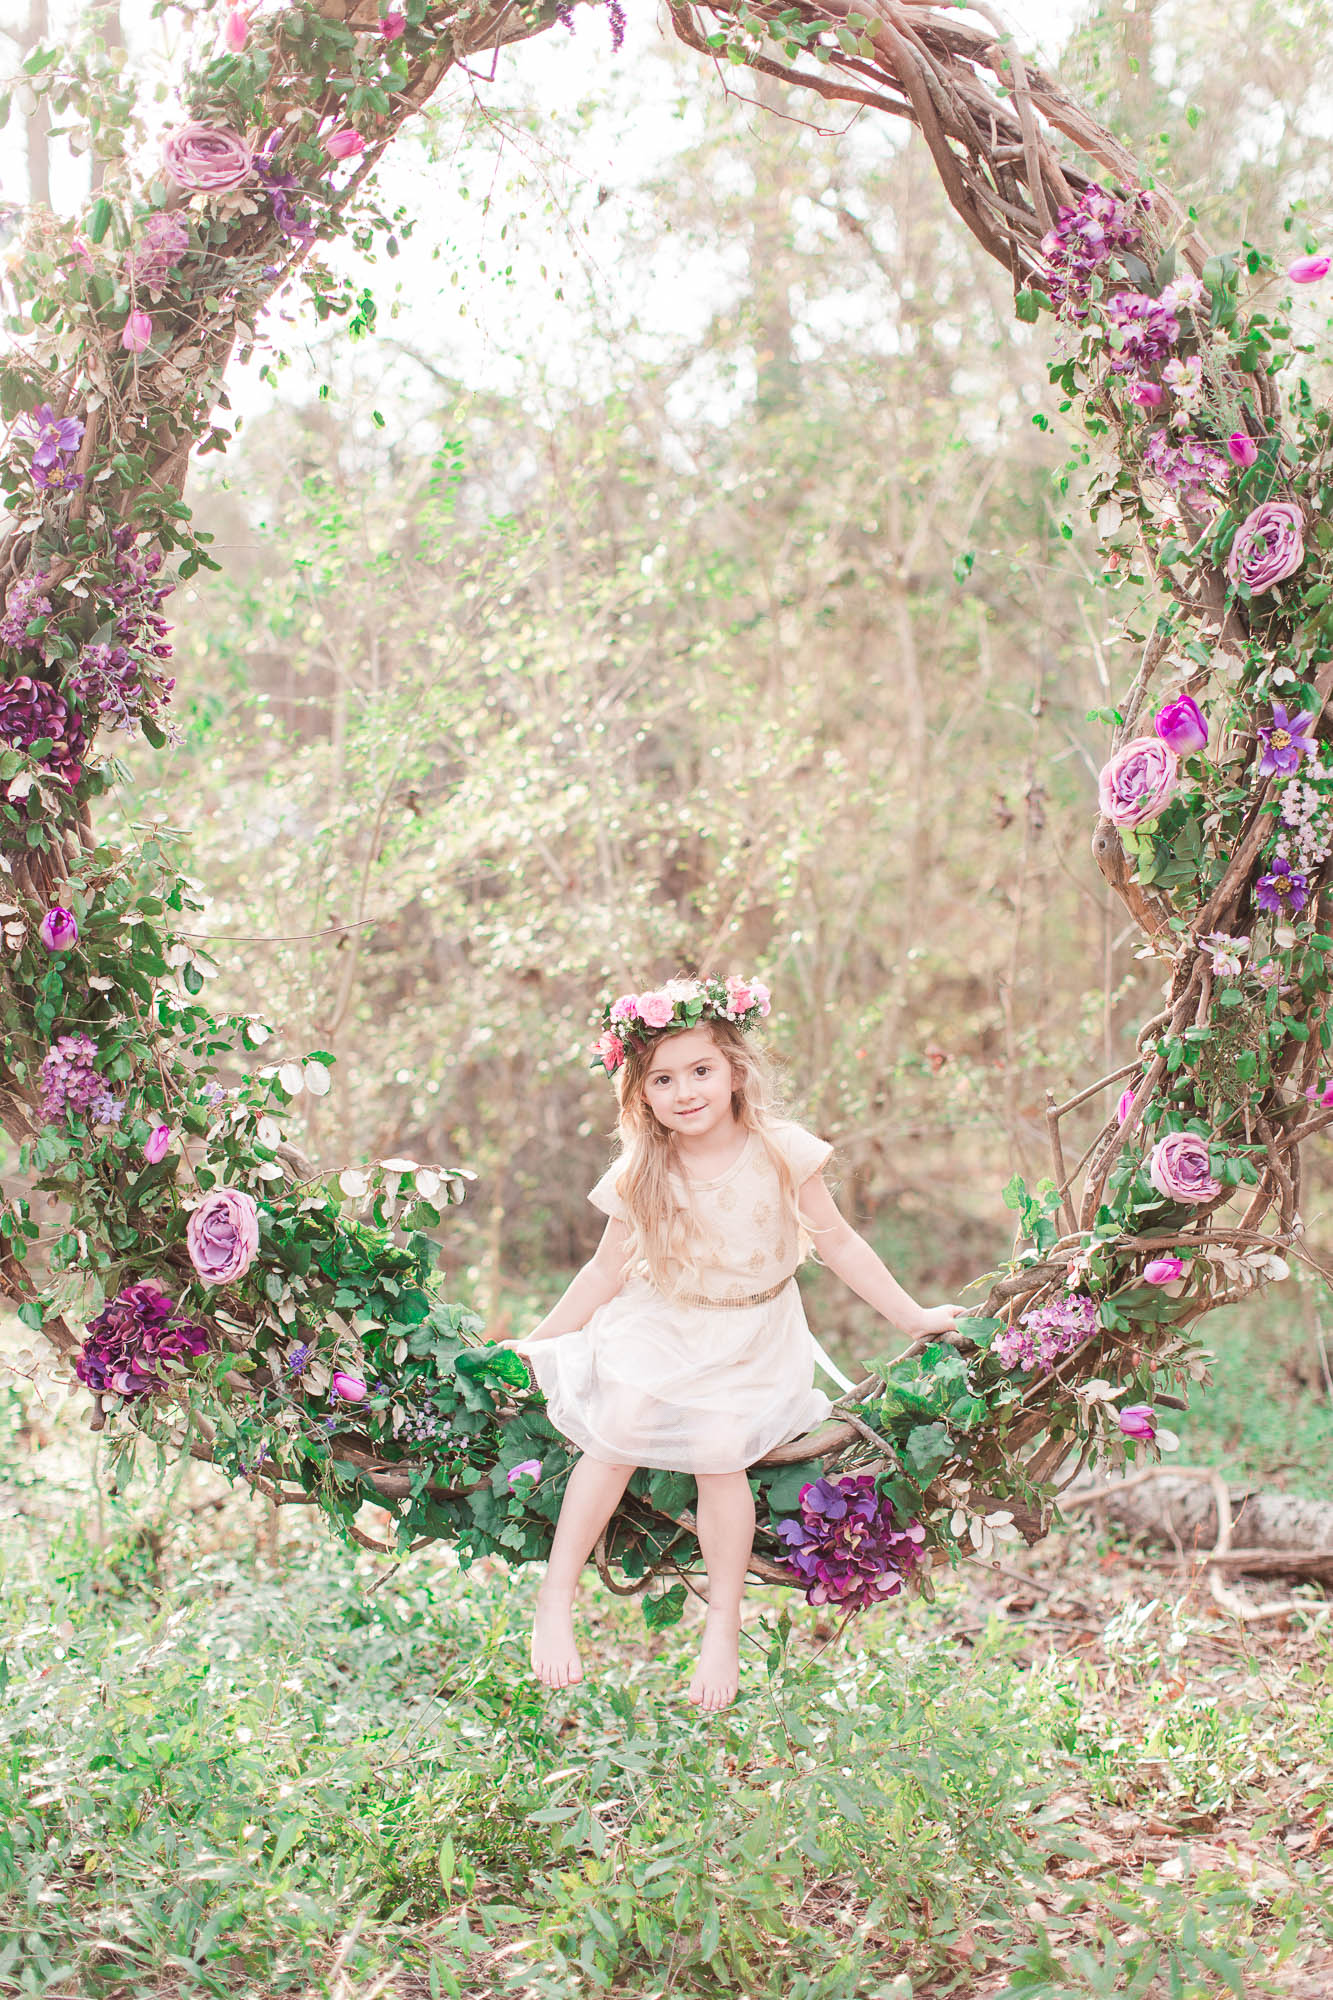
[331,1371,367,1402]
[1118,1404,1157,1442]
[324,127,365,162]
[1116,1084,1137,1126]
[39,906,78,951]
[379,10,406,35]
[223,6,249,50]
[144,1123,172,1164]
[1288,254,1331,284]
[507,1458,542,1486]
[1127,379,1164,409]
[1153,694,1208,757]
[1142,1255,1184,1285]
[121,309,153,353]
[1226,431,1258,468]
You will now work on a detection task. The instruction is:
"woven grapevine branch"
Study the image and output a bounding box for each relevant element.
[1,1,1330,1619]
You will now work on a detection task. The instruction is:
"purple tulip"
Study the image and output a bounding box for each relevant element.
[1098,736,1179,829]
[39,906,78,951]
[1142,1255,1184,1285]
[1288,254,1331,284]
[186,1186,260,1285]
[507,1458,542,1485]
[121,310,153,353]
[1256,702,1317,777]
[331,1371,367,1402]
[144,1123,172,1164]
[1154,694,1208,757]
[1118,1404,1157,1442]
[1226,432,1258,468]
[1227,501,1305,594]
[1148,1131,1222,1204]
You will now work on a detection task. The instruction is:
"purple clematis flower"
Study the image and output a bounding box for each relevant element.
[26,404,84,468]
[1255,867,1310,914]
[1256,702,1317,777]
[32,460,84,494]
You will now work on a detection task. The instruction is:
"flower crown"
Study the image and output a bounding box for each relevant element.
[589,974,772,1077]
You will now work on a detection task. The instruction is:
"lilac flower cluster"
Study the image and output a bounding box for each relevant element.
[0,674,86,785]
[1274,771,1332,883]
[775,1474,926,1610]
[1142,428,1229,514]
[126,210,190,291]
[67,527,176,737]
[1039,182,1145,318]
[24,403,85,495]
[1105,290,1182,375]
[0,573,53,651]
[40,1034,102,1121]
[994,1291,1098,1373]
[75,1281,210,1402]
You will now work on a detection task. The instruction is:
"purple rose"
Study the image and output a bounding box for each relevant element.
[1227,502,1305,594]
[161,122,253,193]
[144,1123,172,1164]
[1118,1404,1157,1442]
[39,906,78,951]
[1142,1255,1184,1285]
[1097,736,1179,828]
[1153,695,1208,757]
[1226,431,1258,468]
[1148,1131,1222,1204]
[331,1371,367,1402]
[186,1186,260,1285]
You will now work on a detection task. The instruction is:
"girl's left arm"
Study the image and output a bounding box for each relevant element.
[798,1174,961,1340]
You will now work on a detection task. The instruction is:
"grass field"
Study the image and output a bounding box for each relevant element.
[1,1292,1330,2000]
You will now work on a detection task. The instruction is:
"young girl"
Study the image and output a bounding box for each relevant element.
[513,975,960,1712]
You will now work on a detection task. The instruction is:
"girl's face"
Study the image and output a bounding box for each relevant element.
[640,1027,737,1140]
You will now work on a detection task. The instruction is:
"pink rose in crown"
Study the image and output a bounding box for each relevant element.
[1148,1131,1222,1204]
[592,1030,624,1072]
[1226,432,1258,468]
[637,991,674,1029]
[324,127,365,162]
[186,1187,260,1285]
[1097,736,1179,828]
[39,906,78,952]
[1226,501,1305,594]
[1153,694,1207,756]
[161,122,253,193]
[724,975,753,1013]
[609,994,639,1024]
[750,980,771,1016]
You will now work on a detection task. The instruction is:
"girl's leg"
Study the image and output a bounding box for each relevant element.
[687,1469,756,1712]
[531,1453,636,1688]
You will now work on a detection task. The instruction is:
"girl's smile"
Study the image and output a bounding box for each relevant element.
[641,1026,737,1145]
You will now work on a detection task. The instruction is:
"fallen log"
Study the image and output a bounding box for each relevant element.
[1066,1468,1333,1590]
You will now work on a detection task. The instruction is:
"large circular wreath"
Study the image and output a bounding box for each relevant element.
[2,0,1330,1628]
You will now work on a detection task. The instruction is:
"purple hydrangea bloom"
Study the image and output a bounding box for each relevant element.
[40,1034,102,1121]
[1256,702,1317,777]
[995,1291,1098,1373]
[75,1280,210,1401]
[774,1474,926,1610]
[1255,867,1310,914]
[0,574,53,650]
[65,529,177,741]
[0,676,87,785]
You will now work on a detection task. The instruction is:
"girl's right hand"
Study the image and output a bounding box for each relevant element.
[913,1302,966,1338]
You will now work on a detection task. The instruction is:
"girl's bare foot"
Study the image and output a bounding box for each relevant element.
[531,1591,583,1689]
[687,1612,740,1711]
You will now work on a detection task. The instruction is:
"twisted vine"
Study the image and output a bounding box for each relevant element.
[1,1,1329,1618]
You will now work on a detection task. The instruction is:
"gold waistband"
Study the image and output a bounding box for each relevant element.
[671,1276,793,1311]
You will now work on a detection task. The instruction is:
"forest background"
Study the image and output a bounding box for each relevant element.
[3,0,1333,1995]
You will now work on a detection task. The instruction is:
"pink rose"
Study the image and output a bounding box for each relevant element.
[591,1030,624,1073]
[331,1371,367,1402]
[1288,253,1331,284]
[724,975,753,1012]
[39,906,78,951]
[1142,1254,1184,1285]
[1153,694,1207,757]
[324,127,365,162]
[121,309,153,353]
[750,980,771,1016]
[1148,1131,1222,1204]
[186,1186,260,1285]
[1226,431,1258,468]
[144,1123,172,1164]
[637,991,674,1029]
[1097,736,1179,828]
[161,122,253,194]
[1118,1404,1157,1442]
[1227,501,1305,594]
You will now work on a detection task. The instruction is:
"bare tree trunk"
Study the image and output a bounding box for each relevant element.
[1087,1472,1333,1585]
[89,1,124,195]
[22,0,52,210]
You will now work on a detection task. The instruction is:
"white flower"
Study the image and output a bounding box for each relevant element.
[1160,274,1208,312]
[1200,931,1249,979]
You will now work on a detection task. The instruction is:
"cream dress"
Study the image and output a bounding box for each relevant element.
[527,1120,835,1474]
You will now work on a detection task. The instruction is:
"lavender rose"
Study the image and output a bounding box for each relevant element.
[1226,501,1305,594]
[161,122,253,193]
[1097,736,1179,828]
[1148,1131,1222,1204]
[186,1186,260,1285]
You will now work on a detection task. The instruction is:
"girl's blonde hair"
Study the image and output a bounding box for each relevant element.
[609,1019,815,1295]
